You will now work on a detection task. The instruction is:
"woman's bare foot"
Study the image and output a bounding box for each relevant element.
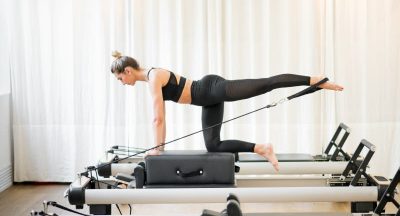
[254,143,279,172]
[310,76,344,91]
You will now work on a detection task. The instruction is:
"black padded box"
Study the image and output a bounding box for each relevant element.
[145,151,235,188]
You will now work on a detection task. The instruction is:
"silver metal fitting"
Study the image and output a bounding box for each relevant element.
[43,200,48,214]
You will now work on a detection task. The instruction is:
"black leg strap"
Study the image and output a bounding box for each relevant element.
[287,77,328,100]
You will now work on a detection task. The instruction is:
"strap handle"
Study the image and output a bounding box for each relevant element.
[176,169,203,178]
[287,77,329,100]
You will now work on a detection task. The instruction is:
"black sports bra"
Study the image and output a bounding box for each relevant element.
[147,68,186,102]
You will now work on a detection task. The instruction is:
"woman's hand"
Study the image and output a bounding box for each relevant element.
[146,149,161,156]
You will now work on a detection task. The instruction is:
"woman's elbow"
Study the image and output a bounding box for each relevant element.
[153,117,164,126]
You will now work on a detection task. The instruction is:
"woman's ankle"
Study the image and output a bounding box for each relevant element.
[310,76,323,85]
[254,143,270,155]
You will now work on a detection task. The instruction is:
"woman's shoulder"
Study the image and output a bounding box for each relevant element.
[147,68,172,83]
[149,67,173,73]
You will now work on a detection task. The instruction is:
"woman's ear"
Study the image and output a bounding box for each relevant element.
[125,67,134,75]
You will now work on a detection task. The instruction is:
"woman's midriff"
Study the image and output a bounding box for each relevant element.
[173,74,192,104]
[177,79,193,104]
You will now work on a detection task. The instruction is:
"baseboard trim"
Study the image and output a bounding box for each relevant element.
[0,165,13,192]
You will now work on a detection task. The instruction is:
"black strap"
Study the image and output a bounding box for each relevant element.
[287,77,329,100]
[146,67,155,79]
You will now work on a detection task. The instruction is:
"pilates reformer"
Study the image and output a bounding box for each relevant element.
[104,121,351,164]
[94,138,372,189]
[92,123,364,189]
[61,139,398,215]
[97,122,353,180]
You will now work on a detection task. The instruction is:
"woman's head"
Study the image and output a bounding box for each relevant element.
[111,51,140,85]
[110,51,140,74]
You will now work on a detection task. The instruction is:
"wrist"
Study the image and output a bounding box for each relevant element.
[155,144,164,151]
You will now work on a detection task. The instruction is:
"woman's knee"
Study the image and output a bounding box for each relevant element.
[204,138,222,152]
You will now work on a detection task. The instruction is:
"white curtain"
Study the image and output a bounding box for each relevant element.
[5,0,400,182]
[332,0,400,177]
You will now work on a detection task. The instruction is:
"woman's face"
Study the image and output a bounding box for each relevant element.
[115,68,136,86]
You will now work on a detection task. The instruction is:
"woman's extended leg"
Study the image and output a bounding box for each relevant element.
[222,74,343,102]
[222,74,311,101]
[191,74,343,106]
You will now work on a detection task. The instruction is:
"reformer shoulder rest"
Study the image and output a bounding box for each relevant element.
[139,151,236,188]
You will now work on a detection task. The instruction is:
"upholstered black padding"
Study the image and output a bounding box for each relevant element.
[145,151,235,186]
[115,173,135,183]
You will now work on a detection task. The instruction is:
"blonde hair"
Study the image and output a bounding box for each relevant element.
[112,50,122,60]
[110,51,140,74]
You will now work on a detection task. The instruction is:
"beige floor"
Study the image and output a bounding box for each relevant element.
[0,183,398,216]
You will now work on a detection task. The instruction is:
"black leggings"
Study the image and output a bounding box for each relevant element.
[190,74,310,153]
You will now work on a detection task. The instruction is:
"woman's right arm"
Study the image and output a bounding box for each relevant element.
[148,71,166,152]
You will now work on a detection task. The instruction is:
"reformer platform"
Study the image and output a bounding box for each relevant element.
[97,123,354,179]
[91,138,375,190]
[118,139,376,189]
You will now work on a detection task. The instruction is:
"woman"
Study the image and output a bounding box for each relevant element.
[110,51,343,171]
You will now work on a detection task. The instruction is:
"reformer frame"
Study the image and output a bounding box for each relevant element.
[66,139,392,215]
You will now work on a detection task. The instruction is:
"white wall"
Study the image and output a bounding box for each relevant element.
[0,1,13,192]
[0,13,11,94]
[0,94,12,192]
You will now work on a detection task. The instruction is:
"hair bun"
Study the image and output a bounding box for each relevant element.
[112,50,122,59]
